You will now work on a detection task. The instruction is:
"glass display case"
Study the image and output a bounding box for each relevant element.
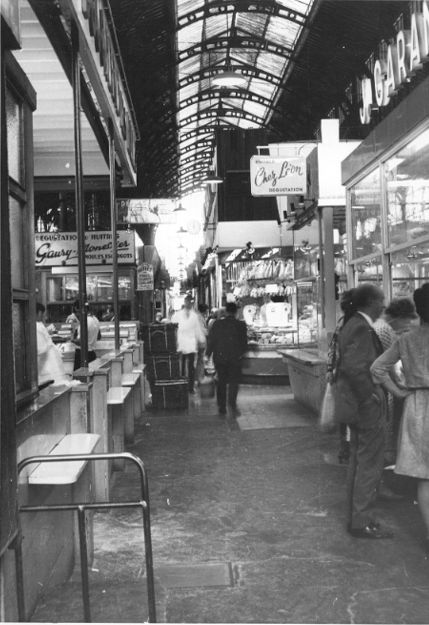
[224,251,297,350]
[295,278,321,348]
[45,271,134,321]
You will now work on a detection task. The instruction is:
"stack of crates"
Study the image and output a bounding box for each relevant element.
[142,323,188,410]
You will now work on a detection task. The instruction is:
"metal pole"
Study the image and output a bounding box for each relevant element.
[108,119,120,351]
[318,206,326,328]
[72,21,88,367]
[12,528,26,622]
[77,506,91,622]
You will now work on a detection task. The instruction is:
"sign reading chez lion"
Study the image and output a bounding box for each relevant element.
[35,231,135,266]
[136,263,154,291]
[250,156,307,196]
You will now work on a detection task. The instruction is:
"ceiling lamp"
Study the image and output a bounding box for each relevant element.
[174,202,186,212]
[204,170,223,185]
[212,60,246,88]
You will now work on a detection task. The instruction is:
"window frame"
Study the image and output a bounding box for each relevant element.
[5,53,38,409]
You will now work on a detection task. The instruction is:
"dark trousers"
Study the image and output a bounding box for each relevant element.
[74,349,96,370]
[215,361,242,411]
[181,353,196,391]
[347,400,386,529]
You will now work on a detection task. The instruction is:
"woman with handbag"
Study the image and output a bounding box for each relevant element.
[322,289,356,462]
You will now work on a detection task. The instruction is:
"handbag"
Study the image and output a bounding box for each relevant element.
[319,382,337,433]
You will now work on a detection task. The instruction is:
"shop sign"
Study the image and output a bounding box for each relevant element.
[136,263,154,291]
[359,1,429,124]
[35,231,135,267]
[116,199,177,224]
[63,0,138,185]
[250,156,307,196]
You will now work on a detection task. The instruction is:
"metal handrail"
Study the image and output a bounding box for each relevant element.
[17,452,156,623]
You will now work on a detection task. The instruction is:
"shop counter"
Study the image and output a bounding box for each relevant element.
[242,342,292,385]
[278,349,327,414]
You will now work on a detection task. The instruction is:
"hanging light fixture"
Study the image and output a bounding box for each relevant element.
[212,61,247,88]
[211,16,246,88]
[204,170,223,185]
[174,201,186,213]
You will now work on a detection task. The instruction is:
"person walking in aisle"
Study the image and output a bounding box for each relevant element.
[334,283,392,539]
[371,283,429,556]
[196,303,209,384]
[172,294,205,394]
[206,301,248,418]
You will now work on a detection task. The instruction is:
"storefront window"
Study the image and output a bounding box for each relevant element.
[391,242,429,298]
[5,87,23,185]
[296,280,320,347]
[385,128,429,248]
[46,273,132,321]
[355,256,383,285]
[294,244,318,280]
[350,168,382,259]
[6,73,37,406]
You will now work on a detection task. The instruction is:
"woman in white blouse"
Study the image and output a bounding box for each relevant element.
[371,284,429,556]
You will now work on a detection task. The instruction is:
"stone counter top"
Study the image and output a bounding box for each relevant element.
[277,349,327,366]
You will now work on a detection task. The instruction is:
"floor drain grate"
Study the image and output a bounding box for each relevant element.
[155,562,234,589]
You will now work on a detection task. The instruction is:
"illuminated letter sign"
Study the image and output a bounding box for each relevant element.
[358,1,429,124]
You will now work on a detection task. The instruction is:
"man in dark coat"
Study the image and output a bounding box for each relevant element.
[335,283,391,539]
[206,302,248,417]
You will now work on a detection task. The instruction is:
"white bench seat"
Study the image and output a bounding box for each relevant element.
[121,372,140,386]
[106,386,132,405]
[28,433,100,485]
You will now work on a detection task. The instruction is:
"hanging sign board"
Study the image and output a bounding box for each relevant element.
[116,199,177,224]
[35,231,135,266]
[250,156,307,196]
[136,263,154,291]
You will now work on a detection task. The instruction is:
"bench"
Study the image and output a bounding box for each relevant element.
[27,433,100,485]
[107,386,133,470]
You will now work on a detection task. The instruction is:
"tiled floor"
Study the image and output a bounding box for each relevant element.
[32,384,429,623]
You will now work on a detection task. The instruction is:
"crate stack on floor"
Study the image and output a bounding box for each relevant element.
[143,323,189,410]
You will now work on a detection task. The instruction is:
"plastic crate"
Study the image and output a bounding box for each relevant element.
[151,378,188,410]
[142,323,178,354]
[146,353,181,381]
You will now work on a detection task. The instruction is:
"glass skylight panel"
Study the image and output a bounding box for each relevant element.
[277,0,312,12]
[175,0,315,191]
[266,17,300,47]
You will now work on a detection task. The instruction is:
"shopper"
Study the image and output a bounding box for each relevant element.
[72,299,101,370]
[196,303,209,384]
[172,294,205,393]
[371,283,429,556]
[375,297,419,466]
[206,301,248,418]
[36,303,69,387]
[334,283,391,539]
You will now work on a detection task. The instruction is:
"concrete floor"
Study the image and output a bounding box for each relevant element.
[32,385,429,623]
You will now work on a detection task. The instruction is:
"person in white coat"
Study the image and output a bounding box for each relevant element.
[172,294,205,393]
[36,303,69,387]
